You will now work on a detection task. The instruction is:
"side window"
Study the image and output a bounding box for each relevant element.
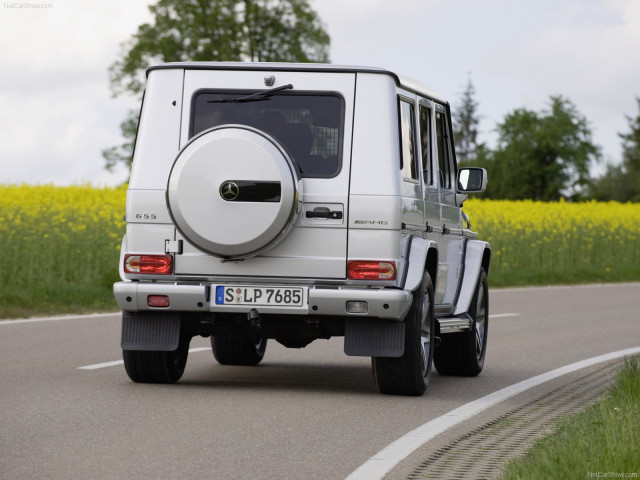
[435,109,453,190]
[399,99,418,181]
[419,104,432,186]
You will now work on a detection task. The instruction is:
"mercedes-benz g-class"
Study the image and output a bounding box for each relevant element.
[114,63,490,396]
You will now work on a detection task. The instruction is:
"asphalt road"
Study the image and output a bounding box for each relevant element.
[1,283,639,480]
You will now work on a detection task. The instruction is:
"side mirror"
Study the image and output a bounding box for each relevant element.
[457,167,487,193]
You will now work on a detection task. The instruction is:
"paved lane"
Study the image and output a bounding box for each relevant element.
[1,283,638,479]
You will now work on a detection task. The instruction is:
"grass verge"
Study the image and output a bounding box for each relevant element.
[498,357,640,479]
[489,265,640,288]
[1,283,120,319]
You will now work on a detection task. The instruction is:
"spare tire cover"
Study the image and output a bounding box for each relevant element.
[167,125,300,259]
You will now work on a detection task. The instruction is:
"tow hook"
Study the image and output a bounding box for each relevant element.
[434,336,442,348]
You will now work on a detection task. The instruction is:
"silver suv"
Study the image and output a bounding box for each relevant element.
[114,63,490,396]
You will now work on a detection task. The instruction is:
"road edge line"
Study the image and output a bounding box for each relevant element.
[1,312,119,325]
[345,346,640,480]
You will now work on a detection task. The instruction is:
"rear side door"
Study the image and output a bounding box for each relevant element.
[172,69,356,280]
[398,95,425,234]
[418,100,440,253]
[434,104,465,306]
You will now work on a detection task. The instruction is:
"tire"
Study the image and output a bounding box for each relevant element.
[372,271,435,396]
[211,336,267,366]
[434,268,488,376]
[123,334,190,384]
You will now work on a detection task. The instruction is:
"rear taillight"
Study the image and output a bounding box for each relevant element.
[347,261,396,280]
[124,254,172,275]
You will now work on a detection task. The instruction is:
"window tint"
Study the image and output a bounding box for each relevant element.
[436,110,452,190]
[419,105,432,185]
[399,100,418,180]
[191,91,343,177]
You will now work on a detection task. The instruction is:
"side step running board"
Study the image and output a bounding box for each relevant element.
[437,316,472,334]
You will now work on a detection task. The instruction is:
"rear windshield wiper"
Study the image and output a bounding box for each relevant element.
[208,84,294,104]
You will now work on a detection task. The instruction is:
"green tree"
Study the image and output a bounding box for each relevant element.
[485,96,600,201]
[453,75,485,163]
[590,98,640,202]
[104,0,330,172]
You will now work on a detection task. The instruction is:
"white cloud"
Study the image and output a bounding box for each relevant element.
[0,0,638,185]
[481,0,640,160]
[0,0,150,185]
[487,1,640,98]
[316,0,446,66]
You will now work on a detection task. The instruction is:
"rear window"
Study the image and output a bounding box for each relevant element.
[191,91,344,178]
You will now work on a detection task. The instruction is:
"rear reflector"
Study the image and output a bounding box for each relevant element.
[124,254,172,275]
[347,261,396,280]
[147,295,170,308]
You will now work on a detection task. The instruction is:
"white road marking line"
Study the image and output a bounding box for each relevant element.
[491,282,640,294]
[345,346,640,480]
[1,312,118,325]
[490,313,520,319]
[78,347,211,370]
[79,360,124,370]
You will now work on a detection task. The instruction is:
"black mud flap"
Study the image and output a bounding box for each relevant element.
[344,318,405,357]
[121,312,181,351]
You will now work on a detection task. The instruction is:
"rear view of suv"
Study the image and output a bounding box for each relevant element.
[114,63,490,396]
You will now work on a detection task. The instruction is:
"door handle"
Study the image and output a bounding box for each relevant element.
[305,207,343,219]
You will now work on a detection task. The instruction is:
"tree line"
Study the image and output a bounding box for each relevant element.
[104,0,330,171]
[453,77,640,202]
[105,0,639,203]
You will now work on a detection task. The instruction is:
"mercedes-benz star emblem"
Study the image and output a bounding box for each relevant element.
[220,181,240,201]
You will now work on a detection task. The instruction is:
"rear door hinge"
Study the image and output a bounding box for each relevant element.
[165,239,183,254]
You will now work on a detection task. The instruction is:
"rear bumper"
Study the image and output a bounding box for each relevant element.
[113,281,412,320]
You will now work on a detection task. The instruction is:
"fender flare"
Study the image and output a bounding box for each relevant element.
[403,236,438,292]
[118,235,127,281]
[454,240,491,315]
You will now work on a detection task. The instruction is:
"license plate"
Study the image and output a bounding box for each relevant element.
[214,286,305,307]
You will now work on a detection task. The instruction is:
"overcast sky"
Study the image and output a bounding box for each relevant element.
[1,0,639,186]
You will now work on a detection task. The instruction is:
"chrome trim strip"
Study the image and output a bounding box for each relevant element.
[402,222,427,232]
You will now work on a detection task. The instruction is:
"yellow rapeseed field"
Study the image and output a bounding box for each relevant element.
[463,198,640,285]
[0,184,126,316]
[0,185,638,316]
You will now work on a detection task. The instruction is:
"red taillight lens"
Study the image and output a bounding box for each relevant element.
[124,255,172,275]
[347,261,396,280]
